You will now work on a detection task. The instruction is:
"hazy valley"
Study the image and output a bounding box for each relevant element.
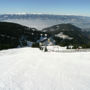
[1,14,90,30]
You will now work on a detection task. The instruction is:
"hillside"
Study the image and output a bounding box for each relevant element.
[0,47,90,90]
[83,31,90,39]
[0,22,49,50]
[43,24,90,48]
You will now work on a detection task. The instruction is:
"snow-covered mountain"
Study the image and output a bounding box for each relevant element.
[0,47,90,90]
[0,14,90,30]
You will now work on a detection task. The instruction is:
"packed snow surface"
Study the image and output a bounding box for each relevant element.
[0,47,90,90]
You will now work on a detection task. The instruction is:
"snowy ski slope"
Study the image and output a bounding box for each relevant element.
[0,47,90,90]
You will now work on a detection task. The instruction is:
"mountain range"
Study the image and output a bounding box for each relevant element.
[0,14,90,30]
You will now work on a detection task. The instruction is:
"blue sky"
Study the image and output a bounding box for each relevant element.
[0,0,90,16]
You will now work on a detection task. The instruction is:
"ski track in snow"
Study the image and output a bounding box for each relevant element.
[0,47,90,90]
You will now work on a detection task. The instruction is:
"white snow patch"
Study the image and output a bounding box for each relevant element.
[55,32,73,39]
[47,46,66,52]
